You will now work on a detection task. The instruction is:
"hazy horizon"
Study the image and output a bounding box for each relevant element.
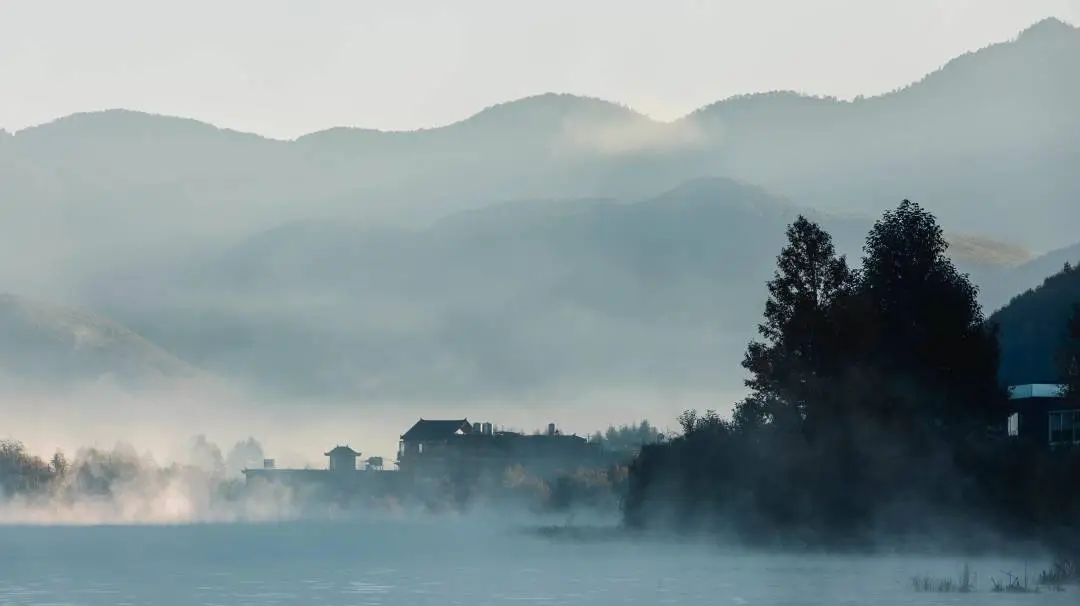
[2,1,1079,139]
[3,8,1080,602]
[4,6,1080,460]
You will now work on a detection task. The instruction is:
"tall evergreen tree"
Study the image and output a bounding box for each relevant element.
[742,216,853,431]
[625,200,1078,545]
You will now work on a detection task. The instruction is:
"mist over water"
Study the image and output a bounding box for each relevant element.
[0,422,1073,605]
[0,433,299,527]
[0,518,1071,606]
[0,378,681,527]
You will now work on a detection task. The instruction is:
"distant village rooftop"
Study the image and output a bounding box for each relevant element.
[324,445,361,456]
[401,419,472,441]
[324,444,361,472]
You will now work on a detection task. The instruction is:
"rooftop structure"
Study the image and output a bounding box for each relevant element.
[397,417,605,475]
[324,445,361,472]
[241,443,398,499]
[401,419,473,442]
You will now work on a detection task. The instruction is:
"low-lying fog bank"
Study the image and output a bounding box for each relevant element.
[2,425,1077,605]
[0,517,1076,606]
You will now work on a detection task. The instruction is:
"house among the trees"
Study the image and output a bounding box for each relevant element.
[397,417,604,474]
[1007,384,1080,447]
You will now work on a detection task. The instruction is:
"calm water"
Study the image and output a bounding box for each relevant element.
[0,518,1071,605]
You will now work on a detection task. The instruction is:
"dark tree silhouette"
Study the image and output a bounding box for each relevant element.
[590,420,662,451]
[993,262,1080,385]
[0,439,56,496]
[742,216,853,433]
[857,200,1002,443]
[1065,304,1080,403]
[623,200,1049,546]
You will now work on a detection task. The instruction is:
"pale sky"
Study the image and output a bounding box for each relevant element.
[1,0,1078,139]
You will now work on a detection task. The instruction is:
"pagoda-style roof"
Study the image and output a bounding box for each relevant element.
[324,445,361,456]
[401,419,472,441]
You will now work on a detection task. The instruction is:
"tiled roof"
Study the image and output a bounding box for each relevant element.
[401,419,471,441]
[324,445,361,456]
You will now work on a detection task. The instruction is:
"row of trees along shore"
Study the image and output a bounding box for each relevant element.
[625,200,1080,550]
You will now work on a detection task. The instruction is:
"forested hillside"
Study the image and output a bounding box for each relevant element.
[993,262,1080,385]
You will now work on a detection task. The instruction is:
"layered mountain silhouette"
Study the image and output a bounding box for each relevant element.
[2,18,1078,399]
[87,179,866,397]
[78,173,1057,399]
[682,18,1080,248]
[3,19,1078,287]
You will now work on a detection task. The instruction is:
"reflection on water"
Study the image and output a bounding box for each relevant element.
[0,519,1072,605]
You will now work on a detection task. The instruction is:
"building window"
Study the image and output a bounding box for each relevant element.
[1007,413,1019,437]
[1048,410,1080,445]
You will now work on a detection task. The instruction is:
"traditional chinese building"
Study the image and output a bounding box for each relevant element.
[324,445,361,471]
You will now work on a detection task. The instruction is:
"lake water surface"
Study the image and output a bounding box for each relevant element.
[0,518,1072,605]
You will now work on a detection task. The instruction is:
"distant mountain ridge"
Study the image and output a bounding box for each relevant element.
[1,173,1060,401]
[0,293,196,386]
[21,17,1073,141]
[79,174,1043,399]
[979,241,1080,311]
[89,178,853,398]
[2,18,1071,283]
[2,18,1079,402]
[992,262,1080,386]
[4,19,1078,272]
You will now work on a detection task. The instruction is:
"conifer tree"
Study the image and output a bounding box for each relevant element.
[742,215,853,431]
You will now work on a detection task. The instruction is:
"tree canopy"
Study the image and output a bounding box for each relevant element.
[741,216,853,432]
[992,261,1080,385]
[857,200,1001,441]
[624,200,1037,545]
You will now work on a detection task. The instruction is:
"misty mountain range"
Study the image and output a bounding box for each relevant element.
[2,18,1079,400]
[0,293,193,387]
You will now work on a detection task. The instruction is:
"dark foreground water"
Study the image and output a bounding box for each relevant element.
[0,518,1072,605]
